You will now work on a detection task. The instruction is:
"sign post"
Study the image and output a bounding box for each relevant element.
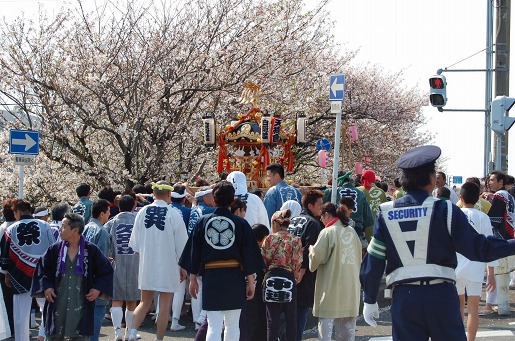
[9,129,39,198]
[18,165,24,199]
[329,74,345,204]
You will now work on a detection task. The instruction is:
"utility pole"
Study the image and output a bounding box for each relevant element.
[493,0,513,318]
[485,0,494,175]
[495,0,511,171]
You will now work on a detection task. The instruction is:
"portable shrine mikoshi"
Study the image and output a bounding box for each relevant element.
[202,82,307,188]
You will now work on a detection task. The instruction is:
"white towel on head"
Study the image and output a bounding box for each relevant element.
[280,200,302,218]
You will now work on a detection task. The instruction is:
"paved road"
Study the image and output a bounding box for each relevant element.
[21,286,515,340]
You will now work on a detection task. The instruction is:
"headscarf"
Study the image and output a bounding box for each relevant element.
[226,171,248,196]
[195,188,213,198]
[361,169,376,191]
[280,200,302,218]
[171,192,187,199]
[33,208,49,217]
[151,182,174,191]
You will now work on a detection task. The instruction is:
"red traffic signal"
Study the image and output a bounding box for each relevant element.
[430,77,444,89]
[429,75,447,108]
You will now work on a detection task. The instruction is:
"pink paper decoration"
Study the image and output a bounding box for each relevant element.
[349,124,358,142]
[318,150,327,168]
[355,162,363,175]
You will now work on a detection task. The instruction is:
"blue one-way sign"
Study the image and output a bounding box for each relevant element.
[9,129,39,155]
[329,74,345,101]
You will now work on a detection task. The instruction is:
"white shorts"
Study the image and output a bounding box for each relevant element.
[456,278,482,296]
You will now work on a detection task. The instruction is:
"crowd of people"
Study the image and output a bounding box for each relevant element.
[1,146,515,341]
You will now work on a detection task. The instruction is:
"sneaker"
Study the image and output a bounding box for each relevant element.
[114,328,123,341]
[126,331,137,341]
[125,331,141,341]
[170,318,186,332]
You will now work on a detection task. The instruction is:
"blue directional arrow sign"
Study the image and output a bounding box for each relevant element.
[315,138,332,151]
[329,74,345,101]
[9,129,39,155]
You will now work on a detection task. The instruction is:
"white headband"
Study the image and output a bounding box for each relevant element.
[171,192,187,199]
[34,209,49,217]
[195,189,213,198]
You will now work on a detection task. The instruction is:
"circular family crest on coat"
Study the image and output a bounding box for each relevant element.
[205,216,236,250]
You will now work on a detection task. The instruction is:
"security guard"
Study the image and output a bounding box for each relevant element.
[360,145,515,340]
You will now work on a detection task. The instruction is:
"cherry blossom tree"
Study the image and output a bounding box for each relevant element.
[0,0,429,204]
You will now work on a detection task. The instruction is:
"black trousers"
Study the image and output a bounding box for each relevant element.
[246,271,267,341]
[266,299,297,341]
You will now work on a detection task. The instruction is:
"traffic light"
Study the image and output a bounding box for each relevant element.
[491,96,515,134]
[429,75,447,108]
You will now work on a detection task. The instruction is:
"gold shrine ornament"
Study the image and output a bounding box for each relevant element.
[238,82,261,107]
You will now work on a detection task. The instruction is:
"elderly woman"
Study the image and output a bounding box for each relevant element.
[261,209,303,341]
[309,197,362,341]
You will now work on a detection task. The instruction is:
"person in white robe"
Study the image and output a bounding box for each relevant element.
[226,171,270,231]
[127,181,188,341]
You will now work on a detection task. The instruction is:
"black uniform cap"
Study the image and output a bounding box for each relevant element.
[396,145,441,171]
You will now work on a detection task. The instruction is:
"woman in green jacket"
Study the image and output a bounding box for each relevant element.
[309,197,362,341]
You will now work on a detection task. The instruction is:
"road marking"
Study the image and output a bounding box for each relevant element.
[368,330,514,340]
[476,330,514,337]
[476,330,513,337]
